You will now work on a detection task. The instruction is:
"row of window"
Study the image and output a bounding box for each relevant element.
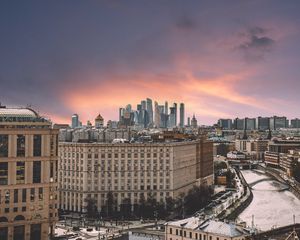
[169,228,242,240]
[0,187,43,205]
[0,224,42,240]
[0,134,42,157]
[0,161,41,185]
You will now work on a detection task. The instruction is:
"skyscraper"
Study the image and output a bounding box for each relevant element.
[71,114,79,128]
[179,103,185,127]
[165,101,168,115]
[154,101,160,127]
[173,103,177,126]
[169,107,176,128]
[146,98,153,124]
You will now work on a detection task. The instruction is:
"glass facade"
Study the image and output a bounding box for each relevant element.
[33,135,41,157]
[0,162,8,185]
[16,162,25,184]
[32,161,41,183]
[0,135,8,157]
[17,135,25,157]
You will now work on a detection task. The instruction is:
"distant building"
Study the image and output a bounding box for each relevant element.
[218,119,232,130]
[291,118,300,128]
[257,116,270,130]
[165,217,250,240]
[71,113,79,128]
[187,117,191,127]
[95,114,104,129]
[191,114,198,129]
[146,98,153,124]
[265,138,300,167]
[169,107,176,128]
[245,117,256,130]
[233,118,245,130]
[270,116,288,130]
[279,149,300,176]
[179,103,185,127]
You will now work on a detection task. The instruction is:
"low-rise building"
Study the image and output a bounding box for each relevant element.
[165,217,250,240]
[279,149,300,176]
[265,138,300,167]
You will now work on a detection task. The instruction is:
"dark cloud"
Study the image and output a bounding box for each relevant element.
[175,15,197,30]
[238,27,275,62]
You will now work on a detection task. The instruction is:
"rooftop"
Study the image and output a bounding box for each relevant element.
[167,217,249,238]
[0,107,50,125]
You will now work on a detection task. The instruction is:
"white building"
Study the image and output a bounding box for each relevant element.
[166,217,250,240]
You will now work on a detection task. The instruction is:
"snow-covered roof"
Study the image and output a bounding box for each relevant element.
[167,217,249,238]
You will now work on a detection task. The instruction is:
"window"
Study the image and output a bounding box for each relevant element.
[0,135,8,157]
[38,188,43,201]
[14,189,18,203]
[5,190,10,204]
[32,161,41,183]
[30,188,35,202]
[0,162,8,185]
[33,135,42,157]
[22,189,26,202]
[17,135,26,157]
[16,162,25,184]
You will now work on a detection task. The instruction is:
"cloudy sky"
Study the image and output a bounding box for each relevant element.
[1,1,300,124]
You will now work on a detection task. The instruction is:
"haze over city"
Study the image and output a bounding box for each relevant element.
[1,1,300,124]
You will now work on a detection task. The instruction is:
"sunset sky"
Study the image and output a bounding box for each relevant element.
[1,1,300,125]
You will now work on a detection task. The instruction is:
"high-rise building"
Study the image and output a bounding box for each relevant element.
[169,107,176,128]
[154,101,160,127]
[173,103,177,126]
[164,101,168,115]
[191,114,198,128]
[179,103,185,127]
[257,117,270,130]
[119,108,124,122]
[245,117,256,130]
[291,118,300,128]
[146,98,153,124]
[0,107,59,240]
[270,116,288,130]
[217,119,232,129]
[187,117,191,127]
[71,114,79,128]
[233,118,245,130]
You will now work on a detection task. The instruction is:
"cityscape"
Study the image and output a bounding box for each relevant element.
[1,1,300,240]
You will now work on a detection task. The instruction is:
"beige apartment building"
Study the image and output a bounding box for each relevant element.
[58,138,213,213]
[0,107,58,240]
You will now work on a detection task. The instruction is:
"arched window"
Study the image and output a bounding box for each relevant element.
[14,215,25,221]
[0,216,8,222]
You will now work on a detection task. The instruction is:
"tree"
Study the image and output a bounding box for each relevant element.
[106,191,114,217]
[226,170,236,188]
[184,185,214,216]
[84,197,98,219]
[120,198,132,218]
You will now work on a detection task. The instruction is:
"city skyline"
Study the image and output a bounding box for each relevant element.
[1,1,300,124]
